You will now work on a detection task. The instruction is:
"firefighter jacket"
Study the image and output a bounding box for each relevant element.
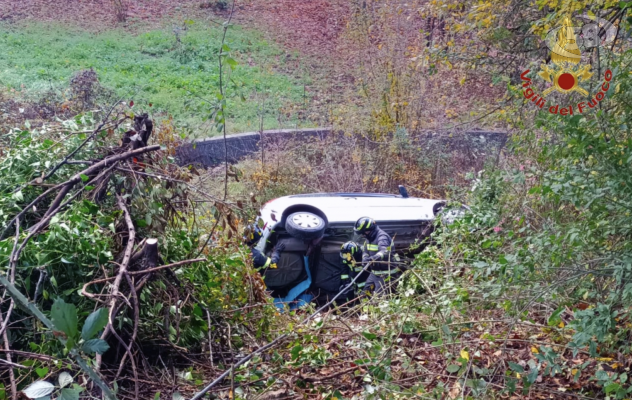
[251,247,282,271]
[362,227,400,276]
[343,249,369,290]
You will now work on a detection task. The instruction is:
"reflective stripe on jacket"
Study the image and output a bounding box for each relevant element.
[252,247,282,271]
[251,248,271,270]
[362,227,399,274]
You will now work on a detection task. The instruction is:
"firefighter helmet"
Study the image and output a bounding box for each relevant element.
[354,217,377,235]
[340,241,360,263]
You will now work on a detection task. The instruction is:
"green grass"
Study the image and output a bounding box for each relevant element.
[0,22,312,135]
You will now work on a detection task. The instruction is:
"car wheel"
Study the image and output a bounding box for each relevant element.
[285,211,326,240]
[432,201,446,216]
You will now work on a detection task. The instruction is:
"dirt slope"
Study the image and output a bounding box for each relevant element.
[0,0,202,28]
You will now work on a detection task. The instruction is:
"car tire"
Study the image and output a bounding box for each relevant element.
[432,201,446,216]
[285,211,326,240]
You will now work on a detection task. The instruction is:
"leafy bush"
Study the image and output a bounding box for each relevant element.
[408,52,632,397]
[0,111,276,398]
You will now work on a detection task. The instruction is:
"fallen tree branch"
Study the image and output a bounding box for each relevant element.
[0,356,29,369]
[55,145,160,191]
[114,166,236,208]
[42,99,121,181]
[0,349,58,363]
[0,219,19,338]
[0,184,60,240]
[0,218,20,399]
[41,185,72,221]
[13,164,119,271]
[115,272,140,382]
[0,308,16,398]
[1,145,160,240]
[128,258,205,275]
[190,259,377,400]
[81,276,116,301]
[82,257,206,296]
[300,366,360,383]
[33,267,48,303]
[96,195,137,398]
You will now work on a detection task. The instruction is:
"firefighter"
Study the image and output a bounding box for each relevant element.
[340,241,368,296]
[353,216,400,294]
[243,224,285,271]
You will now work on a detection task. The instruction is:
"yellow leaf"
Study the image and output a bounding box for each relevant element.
[596,357,613,362]
[558,321,565,328]
[460,77,466,85]
[460,349,469,361]
[531,346,539,354]
[571,369,578,376]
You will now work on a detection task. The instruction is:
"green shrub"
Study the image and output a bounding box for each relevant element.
[0,112,276,396]
[413,53,632,398]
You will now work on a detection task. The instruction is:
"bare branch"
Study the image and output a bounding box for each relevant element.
[42,99,122,181]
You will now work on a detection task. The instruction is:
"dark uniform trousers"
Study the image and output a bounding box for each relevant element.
[362,227,400,294]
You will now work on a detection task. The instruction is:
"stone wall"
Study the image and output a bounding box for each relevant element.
[176,128,331,167]
[175,128,507,168]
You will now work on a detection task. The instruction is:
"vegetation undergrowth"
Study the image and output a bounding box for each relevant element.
[185,1,632,399]
[211,129,503,204]
[0,109,282,399]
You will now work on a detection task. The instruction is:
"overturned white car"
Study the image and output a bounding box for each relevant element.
[253,188,455,307]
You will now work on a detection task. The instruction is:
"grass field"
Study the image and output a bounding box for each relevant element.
[0,22,312,135]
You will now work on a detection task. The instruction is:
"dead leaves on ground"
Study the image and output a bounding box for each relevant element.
[266,314,631,399]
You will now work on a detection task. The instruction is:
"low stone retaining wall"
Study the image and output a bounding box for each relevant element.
[175,128,331,167]
[175,128,507,167]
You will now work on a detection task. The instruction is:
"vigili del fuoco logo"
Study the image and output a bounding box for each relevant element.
[521,15,616,116]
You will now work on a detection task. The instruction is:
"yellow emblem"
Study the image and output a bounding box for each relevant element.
[539,17,593,96]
